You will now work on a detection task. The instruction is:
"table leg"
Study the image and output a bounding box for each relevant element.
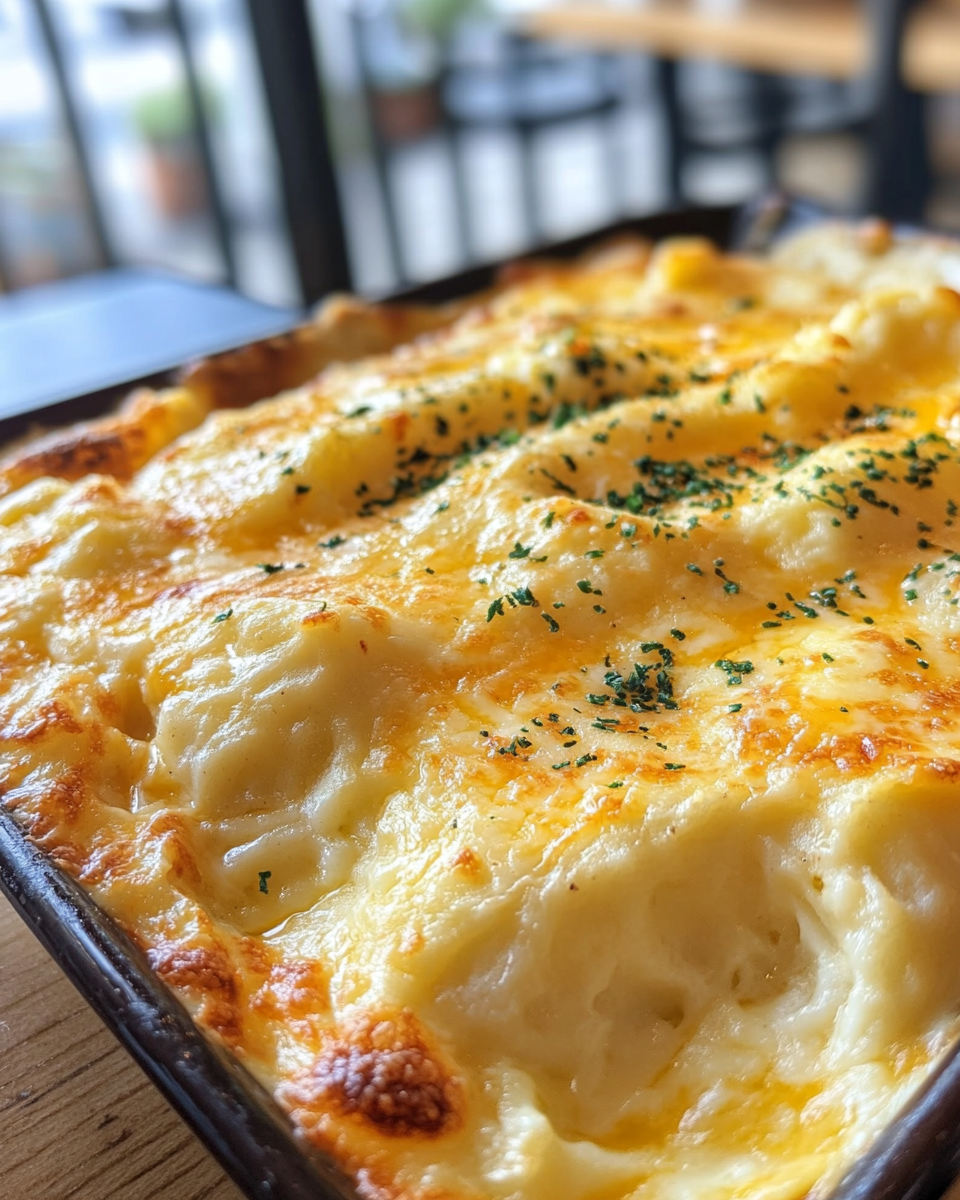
[863,0,931,222]
[651,55,683,208]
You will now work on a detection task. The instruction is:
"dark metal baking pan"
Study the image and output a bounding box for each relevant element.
[3,196,960,1200]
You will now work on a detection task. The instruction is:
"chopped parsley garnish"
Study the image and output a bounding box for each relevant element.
[509,541,532,559]
[585,549,605,559]
[575,753,597,767]
[257,563,284,574]
[664,763,686,771]
[258,870,272,895]
[498,736,533,756]
[318,535,346,549]
[552,761,570,770]
[486,598,505,622]
[670,628,686,641]
[511,586,538,607]
[542,612,560,632]
[715,659,754,686]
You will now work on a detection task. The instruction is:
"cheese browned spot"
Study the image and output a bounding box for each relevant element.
[285,1010,462,1138]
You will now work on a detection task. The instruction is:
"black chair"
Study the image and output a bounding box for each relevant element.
[349,3,627,283]
[650,0,931,221]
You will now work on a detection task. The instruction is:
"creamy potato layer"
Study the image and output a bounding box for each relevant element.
[5,225,960,1200]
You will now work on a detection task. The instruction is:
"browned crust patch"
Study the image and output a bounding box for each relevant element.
[283,1009,463,1138]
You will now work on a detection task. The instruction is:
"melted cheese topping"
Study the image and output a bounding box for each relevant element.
[5,227,960,1200]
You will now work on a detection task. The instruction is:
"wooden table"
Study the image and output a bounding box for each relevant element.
[521,0,960,221]
[522,0,960,92]
[0,890,243,1200]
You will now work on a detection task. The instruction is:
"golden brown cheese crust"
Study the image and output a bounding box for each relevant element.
[7,225,960,1200]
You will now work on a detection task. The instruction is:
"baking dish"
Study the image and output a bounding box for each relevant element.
[4,197,960,1200]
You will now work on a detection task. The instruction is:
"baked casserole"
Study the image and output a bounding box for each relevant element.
[5,223,960,1200]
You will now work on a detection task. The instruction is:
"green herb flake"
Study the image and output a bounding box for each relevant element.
[664,763,686,771]
[542,612,561,632]
[212,608,233,624]
[257,563,284,574]
[509,541,532,559]
[575,753,598,767]
[670,628,686,641]
[552,761,570,770]
[715,659,754,686]
[258,870,272,895]
[727,703,742,713]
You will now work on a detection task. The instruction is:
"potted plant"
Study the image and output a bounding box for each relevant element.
[132,84,210,219]
[361,0,486,144]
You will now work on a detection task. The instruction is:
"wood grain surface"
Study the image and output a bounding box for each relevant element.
[0,890,244,1200]
[524,0,960,93]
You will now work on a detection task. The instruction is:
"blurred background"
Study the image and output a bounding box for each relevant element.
[2,0,960,308]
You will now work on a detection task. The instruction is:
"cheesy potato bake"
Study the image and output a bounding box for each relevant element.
[5,223,960,1200]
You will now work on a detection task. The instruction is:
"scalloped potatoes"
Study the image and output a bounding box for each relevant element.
[5,227,960,1200]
